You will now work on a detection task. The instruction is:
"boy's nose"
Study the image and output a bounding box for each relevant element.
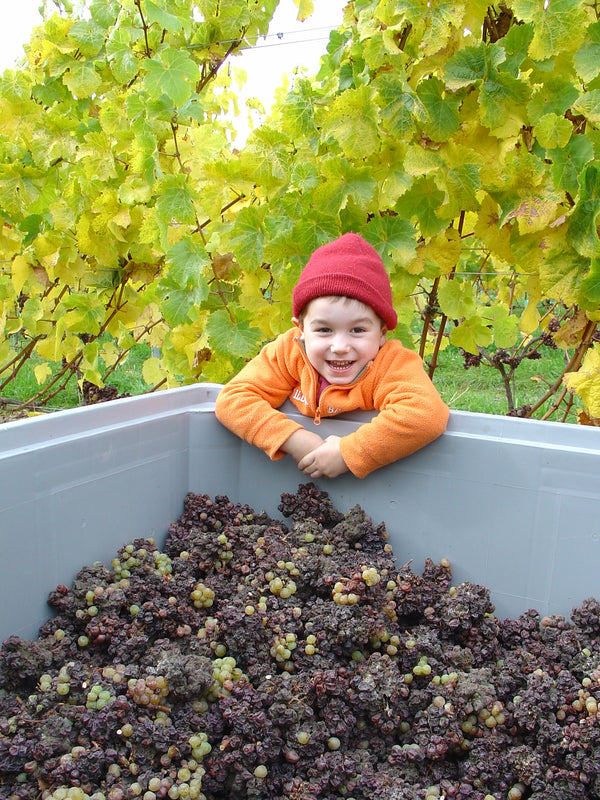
[330,335,350,353]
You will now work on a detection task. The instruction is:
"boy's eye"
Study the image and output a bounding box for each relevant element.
[351,327,366,334]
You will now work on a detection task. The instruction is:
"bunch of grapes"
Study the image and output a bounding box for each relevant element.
[1,483,600,799]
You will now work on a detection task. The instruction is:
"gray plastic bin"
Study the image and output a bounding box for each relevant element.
[1,384,599,643]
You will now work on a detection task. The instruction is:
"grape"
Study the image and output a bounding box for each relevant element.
[1,483,600,799]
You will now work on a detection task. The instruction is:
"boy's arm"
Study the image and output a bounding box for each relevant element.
[339,347,449,478]
[215,333,321,461]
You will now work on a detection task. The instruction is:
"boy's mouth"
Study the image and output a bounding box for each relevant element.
[327,360,355,371]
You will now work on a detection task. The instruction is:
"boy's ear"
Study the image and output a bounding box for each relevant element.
[292,316,303,331]
[379,325,388,346]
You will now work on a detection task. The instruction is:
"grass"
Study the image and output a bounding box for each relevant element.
[0,341,152,421]
[431,344,579,422]
[0,337,580,424]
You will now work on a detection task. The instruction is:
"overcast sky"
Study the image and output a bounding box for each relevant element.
[0,0,346,94]
[0,0,346,144]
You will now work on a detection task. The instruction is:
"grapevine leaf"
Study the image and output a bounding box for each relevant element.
[155,175,198,224]
[228,206,267,271]
[480,70,529,132]
[438,280,475,320]
[450,316,493,354]
[526,75,580,123]
[443,44,486,90]
[573,21,600,84]
[480,305,520,349]
[548,136,594,196]
[69,19,106,56]
[578,260,600,312]
[106,29,141,84]
[62,60,102,98]
[572,89,600,126]
[512,0,588,61]
[563,344,600,417]
[416,76,461,142]
[143,49,200,107]
[535,113,572,150]
[321,86,380,159]
[395,176,446,239]
[144,1,189,34]
[206,309,264,358]
[165,237,211,289]
[376,73,426,138]
[365,216,418,271]
[566,165,600,258]
[62,293,104,335]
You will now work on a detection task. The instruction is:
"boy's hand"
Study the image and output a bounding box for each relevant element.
[282,429,325,464]
[298,435,348,479]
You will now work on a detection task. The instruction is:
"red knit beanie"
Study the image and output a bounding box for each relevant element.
[292,232,397,330]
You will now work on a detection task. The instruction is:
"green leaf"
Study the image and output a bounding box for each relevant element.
[417,76,460,142]
[438,280,475,320]
[289,162,319,192]
[443,163,481,216]
[480,305,519,349]
[512,0,588,61]
[206,309,264,359]
[480,70,529,131]
[526,75,580,124]
[318,157,377,212]
[376,73,426,139]
[321,85,380,159]
[143,49,200,107]
[566,164,600,258]
[572,89,600,125]
[144,0,188,34]
[69,19,106,56]
[548,135,594,195]
[228,205,267,271]
[450,316,493,354]
[155,175,198,224]
[106,28,141,84]
[444,44,486,90]
[578,259,600,311]
[90,0,121,28]
[62,293,104,335]
[396,176,446,239]
[63,60,102,98]
[573,21,600,84]
[165,237,211,289]
[535,112,572,150]
[365,216,419,271]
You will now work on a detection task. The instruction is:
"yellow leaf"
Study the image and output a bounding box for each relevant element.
[142,356,166,386]
[412,228,461,277]
[49,200,76,231]
[553,309,589,349]
[473,196,513,264]
[34,362,52,385]
[11,255,32,294]
[519,275,542,335]
[563,344,600,417]
[505,195,563,235]
[294,0,314,21]
[100,340,120,368]
[36,333,63,363]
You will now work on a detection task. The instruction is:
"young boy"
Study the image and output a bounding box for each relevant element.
[214,232,449,479]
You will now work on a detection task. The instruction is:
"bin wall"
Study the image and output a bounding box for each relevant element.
[1,385,599,642]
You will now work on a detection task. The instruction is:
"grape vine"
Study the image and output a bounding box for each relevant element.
[0,0,599,421]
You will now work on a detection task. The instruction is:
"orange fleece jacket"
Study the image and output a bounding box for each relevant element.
[214,327,449,478]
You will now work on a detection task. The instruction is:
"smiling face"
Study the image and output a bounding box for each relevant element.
[295,295,387,385]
